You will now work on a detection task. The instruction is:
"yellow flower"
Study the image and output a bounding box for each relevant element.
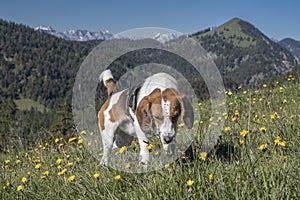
[238,85,242,90]
[35,163,42,169]
[80,130,87,135]
[260,127,267,133]
[56,158,63,165]
[77,138,83,144]
[44,171,50,176]
[16,160,21,164]
[227,91,233,96]
[262,84,267,88]
[67,162,73,167]
[258,144,268,151]
[243,90,247,95]
[4,160,10,164]
[274,136,281,145]
[186,179,194,186]
[17,185,23,192]
[240,129,249,137]
[239,139,245,145]
[68,137,76,143]
[279,87,284,92]
[54,138,60,143]
[27,172,31,176]
[58,168,67,176]
[200,152,207,161]
[21,177,27,183]
[68,175,75,182]
[234,110,239,117]
[125,163,131,169]
[119,146,127,154]
[208,174,214,181]
[178,122,184,127]
[41,175,47,179]
[224,126,231,131]
[283,99,288,104]
[164,164,170,169]
[93,172,100,179]
[147,143,153,151]
[278,141,286,147]
[114,175,121,181]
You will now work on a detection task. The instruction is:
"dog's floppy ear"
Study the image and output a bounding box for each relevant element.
[179,95,194,129]
[136,97,153,133]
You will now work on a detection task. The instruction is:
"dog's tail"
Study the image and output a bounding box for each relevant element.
[99,69,116,97]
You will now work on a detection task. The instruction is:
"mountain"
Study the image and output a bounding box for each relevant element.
[34,25,113,41]
[278,38,300,60]
[191,17,298,86]
[36,25,179,43]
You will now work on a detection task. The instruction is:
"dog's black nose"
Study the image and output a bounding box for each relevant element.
[163,136,173,144]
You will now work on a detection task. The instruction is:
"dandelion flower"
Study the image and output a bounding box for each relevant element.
[164,164,170,169]
[56,158,63,165]
[186,179,194,186]
[17,185,23,192]
[227,91,233,96]
[240,129,249,137]
[35,163,42,169]
[54,138,60,143]
[239,139,245,145]
[224,126,231,131]
[125,163,131,169]
[68,137,76,143]
[278,141,286,147]
[119,146,127,154]
[21,177,27,183]
[114,175,121,181]
[279,87,284,92]
[67,162,73,167]
[200,152,207,161]
[274,136,281,145]
[44,171,50,176]
[4,160,10,164]
[208,174,214,181]
[260,127,267,133]
[68,175,75,182]
[93,172,100,179]
[258,144,268,151]
[147,143,153,151]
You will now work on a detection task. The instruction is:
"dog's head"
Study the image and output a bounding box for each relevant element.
[136,88,194,144]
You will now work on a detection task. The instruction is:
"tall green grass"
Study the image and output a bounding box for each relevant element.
[1,75,299,199]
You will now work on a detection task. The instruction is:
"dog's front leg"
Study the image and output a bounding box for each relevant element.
[134,123,150,169]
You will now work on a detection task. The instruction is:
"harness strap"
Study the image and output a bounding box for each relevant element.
[125,83,143,122]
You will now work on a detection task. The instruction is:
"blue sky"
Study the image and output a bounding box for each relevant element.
[0,0,299,40]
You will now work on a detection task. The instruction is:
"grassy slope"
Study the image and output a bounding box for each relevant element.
[1,75,299,199]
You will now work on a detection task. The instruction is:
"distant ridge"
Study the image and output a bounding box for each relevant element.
[191,17,298,86]
[278,38,300,60]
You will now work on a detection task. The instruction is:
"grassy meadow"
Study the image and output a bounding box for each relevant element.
[1,74,299,199]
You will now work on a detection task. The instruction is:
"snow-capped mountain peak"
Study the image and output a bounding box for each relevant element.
[34,26,113,41]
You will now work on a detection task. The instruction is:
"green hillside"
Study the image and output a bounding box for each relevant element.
[191,18,298,86]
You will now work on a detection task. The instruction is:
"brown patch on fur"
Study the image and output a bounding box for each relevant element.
[136,88,162,133]
[98,97,111,131]
[162,88,181,122]
[105,78,116,96]
[109,90,128,123]
[162,88,194,128]
[98,78,116,131]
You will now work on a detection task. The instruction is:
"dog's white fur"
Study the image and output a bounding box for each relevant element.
[98,70,193,168]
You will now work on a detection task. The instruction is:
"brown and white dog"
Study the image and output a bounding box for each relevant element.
[98,69,194,168]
